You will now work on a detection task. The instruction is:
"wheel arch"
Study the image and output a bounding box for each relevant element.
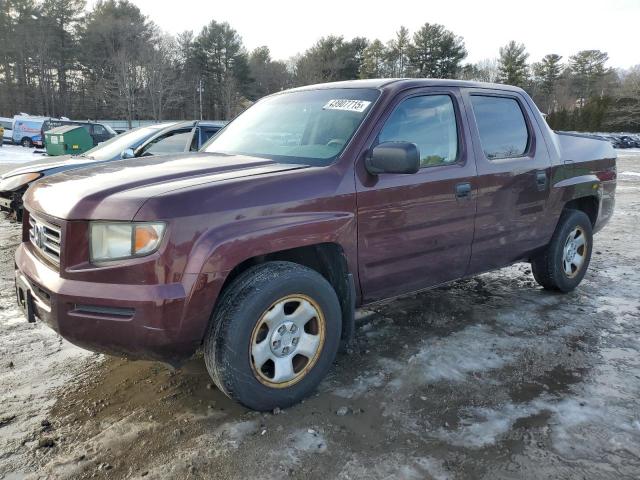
[207,242,356,352]
[563,195,599,227]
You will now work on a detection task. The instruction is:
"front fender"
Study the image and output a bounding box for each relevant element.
[176,211,357,346]
[185,211,356,275]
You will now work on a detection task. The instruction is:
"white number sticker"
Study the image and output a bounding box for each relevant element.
[323,99,371,113]
[51,136,58,144]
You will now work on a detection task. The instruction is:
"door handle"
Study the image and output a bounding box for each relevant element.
[536,171,547,191]
[455,182,471,200]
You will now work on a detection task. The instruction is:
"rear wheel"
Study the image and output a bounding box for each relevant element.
[531,209,593,292]
[204,261,342,411]
[20,137,33,148]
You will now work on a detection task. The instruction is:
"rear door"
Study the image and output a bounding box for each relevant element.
[356,87,478,302]
[189,126,220,151]
[461,89,552,273]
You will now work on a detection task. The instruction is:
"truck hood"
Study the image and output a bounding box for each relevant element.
[24,152,309,220]
[1,155,97,179]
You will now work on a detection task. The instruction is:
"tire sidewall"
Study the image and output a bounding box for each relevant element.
[549,210,593,292]
[207,263,342,411]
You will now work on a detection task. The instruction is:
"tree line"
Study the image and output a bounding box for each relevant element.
[1,0,638,132]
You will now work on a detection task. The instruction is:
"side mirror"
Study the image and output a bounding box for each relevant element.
[365,141,420,175]
[121,148,135,159]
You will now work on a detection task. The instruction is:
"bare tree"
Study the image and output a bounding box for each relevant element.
[143,34,182,121]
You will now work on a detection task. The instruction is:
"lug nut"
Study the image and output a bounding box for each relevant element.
[278,325,286,334]
[282,346,290,354]
[292,338,299,346]
[290,325,297,333]
[272,340,281,348]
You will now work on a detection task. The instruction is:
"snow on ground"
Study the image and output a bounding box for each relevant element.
[0,151,639,479]
[0,144,47,165]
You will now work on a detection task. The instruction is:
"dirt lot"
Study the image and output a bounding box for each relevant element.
[1,150,639,480]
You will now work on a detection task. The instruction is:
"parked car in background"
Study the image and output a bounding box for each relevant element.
[12,114,50,147]
[13,79,616,411]
[0,117,13,144]
[0,124,3,147]
[120,120,225,159]
[618,135,640,148]
[41,119,117,148]
[599,135,620,148]
[0,120,226,220]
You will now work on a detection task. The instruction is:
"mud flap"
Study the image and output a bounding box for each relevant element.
[339,273,356,353]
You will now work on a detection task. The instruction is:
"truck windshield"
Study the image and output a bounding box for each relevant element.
[202,88,379,165]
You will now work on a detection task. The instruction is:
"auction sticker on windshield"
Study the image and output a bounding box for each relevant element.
[323,99,371,112]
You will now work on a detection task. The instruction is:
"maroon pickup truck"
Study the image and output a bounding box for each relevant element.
[14,79,616,410]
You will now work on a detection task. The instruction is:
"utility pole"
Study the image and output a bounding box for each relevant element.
[198,79,204,121]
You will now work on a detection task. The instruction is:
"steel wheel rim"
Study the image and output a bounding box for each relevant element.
[562,226,587,278]
[249,294,326,388]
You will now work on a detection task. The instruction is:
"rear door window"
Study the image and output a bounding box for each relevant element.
[201,127,220,143]
[470,95,529,159]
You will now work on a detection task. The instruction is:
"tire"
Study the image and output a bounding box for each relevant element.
[21,137,33,148]
[531,209,593,293]
[204,261,342,411]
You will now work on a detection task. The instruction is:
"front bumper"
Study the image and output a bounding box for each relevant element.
[14,242,203,364]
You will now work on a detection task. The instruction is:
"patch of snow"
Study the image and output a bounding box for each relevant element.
[210,419,259,450]
[435,402,542,448]
[285,428,328,460]
[0,144,46,164]
[388,324,519,388]
[338,454,449,480]
[332,371,387,399]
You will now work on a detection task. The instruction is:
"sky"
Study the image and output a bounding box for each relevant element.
[100,0,639,68]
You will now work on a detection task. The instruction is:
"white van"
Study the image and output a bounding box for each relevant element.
[12,114,49,147]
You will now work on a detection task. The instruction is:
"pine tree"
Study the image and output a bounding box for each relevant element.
[497,41,529,87]
[569,50,609,101]
[360,39,388,78]
[532,54,563,112]
[408,23,466,78]
[386,26,411,77]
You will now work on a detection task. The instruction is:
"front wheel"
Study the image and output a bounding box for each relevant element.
[204,261,342,411]
[531,209,593,292]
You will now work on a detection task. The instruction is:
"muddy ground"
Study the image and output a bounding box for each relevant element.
[1,151,639,479]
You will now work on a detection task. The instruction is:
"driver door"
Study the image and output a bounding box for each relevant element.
[355,88,478,302]
[137,128,195,157]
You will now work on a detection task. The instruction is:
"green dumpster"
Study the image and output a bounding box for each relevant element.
[45,125,93,156]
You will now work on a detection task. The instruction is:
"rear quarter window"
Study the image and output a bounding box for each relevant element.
[470,95,529,159]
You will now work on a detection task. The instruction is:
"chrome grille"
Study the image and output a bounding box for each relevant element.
[28,214,61,265]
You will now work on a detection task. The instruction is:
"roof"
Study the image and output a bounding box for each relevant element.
[160,120,227,130]
[198,120,227,127]
[46,125,86,134]
[287,78,525,94]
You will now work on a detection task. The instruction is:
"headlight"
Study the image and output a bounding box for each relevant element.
[90,222,166,262]
[0,172,42,191]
